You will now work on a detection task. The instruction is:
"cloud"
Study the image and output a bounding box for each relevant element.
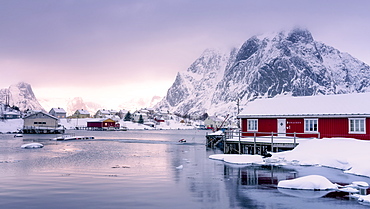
[1,0,370,109]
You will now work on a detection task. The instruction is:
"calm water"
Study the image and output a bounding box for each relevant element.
[0,129,369,209]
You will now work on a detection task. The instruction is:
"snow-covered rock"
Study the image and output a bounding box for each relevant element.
[21,143,44,149]
[277,175,338,190]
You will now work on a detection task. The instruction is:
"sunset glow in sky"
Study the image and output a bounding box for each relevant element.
[1,0,370,110]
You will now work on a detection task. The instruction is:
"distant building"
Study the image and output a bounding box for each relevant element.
[49,107,67,118]
[0,104,21,119]
[87,118,119,130]
[118,109,129,119]
[132,111,148,123]
[204,116,225,130]
[94,109,113,118]
[71,109,90,118]
[23,112,64,134]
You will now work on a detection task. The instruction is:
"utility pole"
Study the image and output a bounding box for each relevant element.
[237,98,240,115]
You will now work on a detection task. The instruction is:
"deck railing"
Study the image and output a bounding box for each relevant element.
[223,130,320,154]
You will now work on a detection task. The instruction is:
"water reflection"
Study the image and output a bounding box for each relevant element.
[223,164,297,186]
[278,188,331,198]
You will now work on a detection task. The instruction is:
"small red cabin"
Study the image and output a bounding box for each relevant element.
[238,93,370,140]
[87,118,117,129]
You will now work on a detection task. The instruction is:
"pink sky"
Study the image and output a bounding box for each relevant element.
[1,0,370,110]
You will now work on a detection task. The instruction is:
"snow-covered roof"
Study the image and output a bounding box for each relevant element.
[50,107,66,113]
[238,93,370,118]
[87,118,115,123]
[76,109,90,115]
[24,112,58,120]
[97,109,111,115]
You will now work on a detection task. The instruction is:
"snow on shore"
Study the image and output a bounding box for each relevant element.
[210,137,370,178]
[0,118,196,132]
[272,138,370,177]
[58,118,196,130]
[209,154,264,164]
[0,119,23,133]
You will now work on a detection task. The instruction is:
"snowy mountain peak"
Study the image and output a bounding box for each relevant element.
[286,27,313,44]
[0,82,44,111]
[155,28,370,117]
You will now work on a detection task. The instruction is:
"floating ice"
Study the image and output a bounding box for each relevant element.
[176,165,183,169]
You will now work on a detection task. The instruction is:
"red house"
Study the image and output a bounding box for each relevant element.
[87,118,119,129]
[238,93,370,140]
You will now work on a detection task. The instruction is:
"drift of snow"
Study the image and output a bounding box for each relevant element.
[277,175,337,190]
[209,154,264,164]
[0,119,23,133]
[271,138,370,177]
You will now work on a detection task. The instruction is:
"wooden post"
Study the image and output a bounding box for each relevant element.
[238,130,241,154]
[253,132,256,155]
[271,132,274,152]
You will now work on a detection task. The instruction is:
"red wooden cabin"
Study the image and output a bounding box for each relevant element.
[237,93,370,140]
[87,118,117,128]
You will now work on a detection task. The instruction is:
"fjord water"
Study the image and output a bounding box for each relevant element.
[0,130,369,209]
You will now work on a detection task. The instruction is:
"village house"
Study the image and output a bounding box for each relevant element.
[49,107,67,118]
[94,109,115,118]
[0,104,21,119]
[87,118,119,130]
[117,109,128,119]
[71,109,90,118]
[237,93,370,140]
[132,110,149,123]
[204,116,226,130]
[23,111,64,134]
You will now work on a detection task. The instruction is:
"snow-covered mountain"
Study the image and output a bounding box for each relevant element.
[0,82,45,112]
[155,28,370,117]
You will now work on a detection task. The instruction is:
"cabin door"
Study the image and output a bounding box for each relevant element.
[277,119,286,137]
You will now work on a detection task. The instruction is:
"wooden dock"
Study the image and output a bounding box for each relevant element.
[51,133,94,141]
[207,131,313,155]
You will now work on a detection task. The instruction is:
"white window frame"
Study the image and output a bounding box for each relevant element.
[247,119,258,132]
[349,118,366,134]
[304,118,318,133]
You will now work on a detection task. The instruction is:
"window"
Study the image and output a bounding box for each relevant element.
[349,118,366,134]
[304,119,318,132]
[247,119,258,131]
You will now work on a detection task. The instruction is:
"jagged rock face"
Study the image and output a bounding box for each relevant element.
[0,82,44,111]
[156,28,370,116]
[155,48,237,115]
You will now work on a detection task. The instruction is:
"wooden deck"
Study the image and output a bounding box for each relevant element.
[207,131,314,155]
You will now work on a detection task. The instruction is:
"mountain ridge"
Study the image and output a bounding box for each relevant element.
[155,28,370,117]
[0,82,45,112]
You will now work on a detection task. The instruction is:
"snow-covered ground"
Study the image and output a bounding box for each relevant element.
[210,137,370,178]
[210,137,370,205]
[59,118,196,130]
[0,119,23,133]
[0,118,197,133]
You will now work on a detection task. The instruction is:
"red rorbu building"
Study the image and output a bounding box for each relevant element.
[87,118,119,129]
[237,93,370,140]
